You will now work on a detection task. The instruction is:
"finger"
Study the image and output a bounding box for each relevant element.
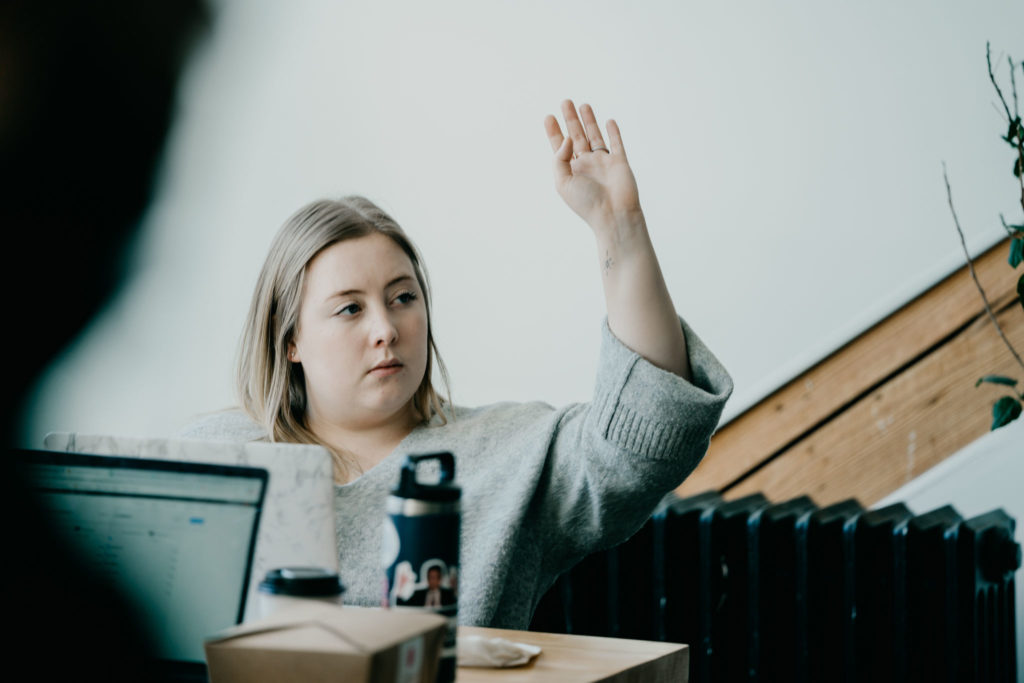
[553,135,573,183]
[606,119,627,160]
[554,132,573,162]
[560,99,591,153]
[580,104,608,152]
[543,114,564,154]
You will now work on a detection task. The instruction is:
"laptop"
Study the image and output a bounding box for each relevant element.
[43,432,340,621]
[15,448,268,681]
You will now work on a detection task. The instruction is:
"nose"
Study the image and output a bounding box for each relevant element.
[371,307,399,347]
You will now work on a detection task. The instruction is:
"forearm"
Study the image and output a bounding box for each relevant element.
[593,209,691,380]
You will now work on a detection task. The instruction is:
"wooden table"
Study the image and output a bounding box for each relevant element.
[455,627,688,682]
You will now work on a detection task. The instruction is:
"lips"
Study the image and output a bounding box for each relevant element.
[369,359,403,375]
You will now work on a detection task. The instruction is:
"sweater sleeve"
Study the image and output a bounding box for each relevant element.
[534,316,732,573]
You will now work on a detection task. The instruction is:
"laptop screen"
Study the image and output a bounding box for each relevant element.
[42,432,340,624]
[17,450,267,669]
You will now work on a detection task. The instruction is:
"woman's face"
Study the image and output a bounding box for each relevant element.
[288,233,429,431]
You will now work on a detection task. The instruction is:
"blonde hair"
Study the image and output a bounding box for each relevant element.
[237,196,450,479]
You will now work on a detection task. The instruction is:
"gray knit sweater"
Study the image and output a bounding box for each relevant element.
[178,318,732,629]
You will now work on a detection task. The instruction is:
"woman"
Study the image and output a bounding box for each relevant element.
[180,100,733,629]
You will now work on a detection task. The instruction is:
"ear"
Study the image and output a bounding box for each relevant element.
[286,340,300,363]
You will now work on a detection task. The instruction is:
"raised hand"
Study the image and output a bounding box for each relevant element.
[544,100,642,233]
[544,99,691,380]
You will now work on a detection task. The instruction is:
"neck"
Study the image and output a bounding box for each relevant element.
[307,407,420,483]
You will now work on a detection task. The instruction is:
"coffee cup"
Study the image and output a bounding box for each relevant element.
[257,567,345,618]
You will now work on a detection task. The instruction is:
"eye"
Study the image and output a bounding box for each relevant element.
[335,303,361,316]
[393,291,418,306]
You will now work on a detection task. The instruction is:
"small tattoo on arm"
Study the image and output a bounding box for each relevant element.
[604,251,614,273]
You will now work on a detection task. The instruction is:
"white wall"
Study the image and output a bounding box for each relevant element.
[19,0,1024,443]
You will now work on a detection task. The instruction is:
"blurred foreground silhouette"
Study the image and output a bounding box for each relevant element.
[1,1,209,679]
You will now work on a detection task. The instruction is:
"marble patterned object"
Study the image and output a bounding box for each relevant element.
[42,431,338,622]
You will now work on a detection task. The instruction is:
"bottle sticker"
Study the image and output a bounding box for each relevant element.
[394,560,458,609]
[381,517,400,568]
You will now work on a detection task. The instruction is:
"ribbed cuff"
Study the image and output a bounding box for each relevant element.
[593,316,733,461]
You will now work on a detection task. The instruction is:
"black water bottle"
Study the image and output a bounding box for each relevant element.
[383,452,460,682]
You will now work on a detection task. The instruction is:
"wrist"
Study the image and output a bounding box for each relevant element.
[591,208,648,251]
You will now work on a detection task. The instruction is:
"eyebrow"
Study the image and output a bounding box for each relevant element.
[326,275,415,300]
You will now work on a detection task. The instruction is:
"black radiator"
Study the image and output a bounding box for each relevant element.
[529,490,1021,682]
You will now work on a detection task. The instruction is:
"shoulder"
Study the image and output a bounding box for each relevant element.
[175,409,268,442]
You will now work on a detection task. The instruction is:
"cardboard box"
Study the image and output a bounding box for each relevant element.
[204,603,446,683]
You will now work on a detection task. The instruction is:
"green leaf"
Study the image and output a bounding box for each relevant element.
[1002,216,1024,236]
[991,396,1022,430]
[1020,273,1024,313]
[976,375,1019,388]
[1011,238,1024,268]
[1008,117,1023,143]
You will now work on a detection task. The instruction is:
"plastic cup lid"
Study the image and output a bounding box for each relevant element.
[258,567,345,597]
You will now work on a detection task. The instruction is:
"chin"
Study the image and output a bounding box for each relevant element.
[368,393,419,421]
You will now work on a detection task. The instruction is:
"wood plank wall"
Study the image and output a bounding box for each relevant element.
[678,237,1023,507]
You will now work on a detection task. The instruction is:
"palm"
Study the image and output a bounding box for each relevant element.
[544,100,641,227]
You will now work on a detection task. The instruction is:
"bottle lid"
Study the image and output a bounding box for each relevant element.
[258,567,345,597]
[391,452,461,502]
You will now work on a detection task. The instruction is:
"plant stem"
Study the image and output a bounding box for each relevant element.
[1001,215,1016,236]
[987,43,1024,215]
[1009,56,1020,119]
[1011,57,1024,215]
[943,163,1024,373]
[987,42,1014,123]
